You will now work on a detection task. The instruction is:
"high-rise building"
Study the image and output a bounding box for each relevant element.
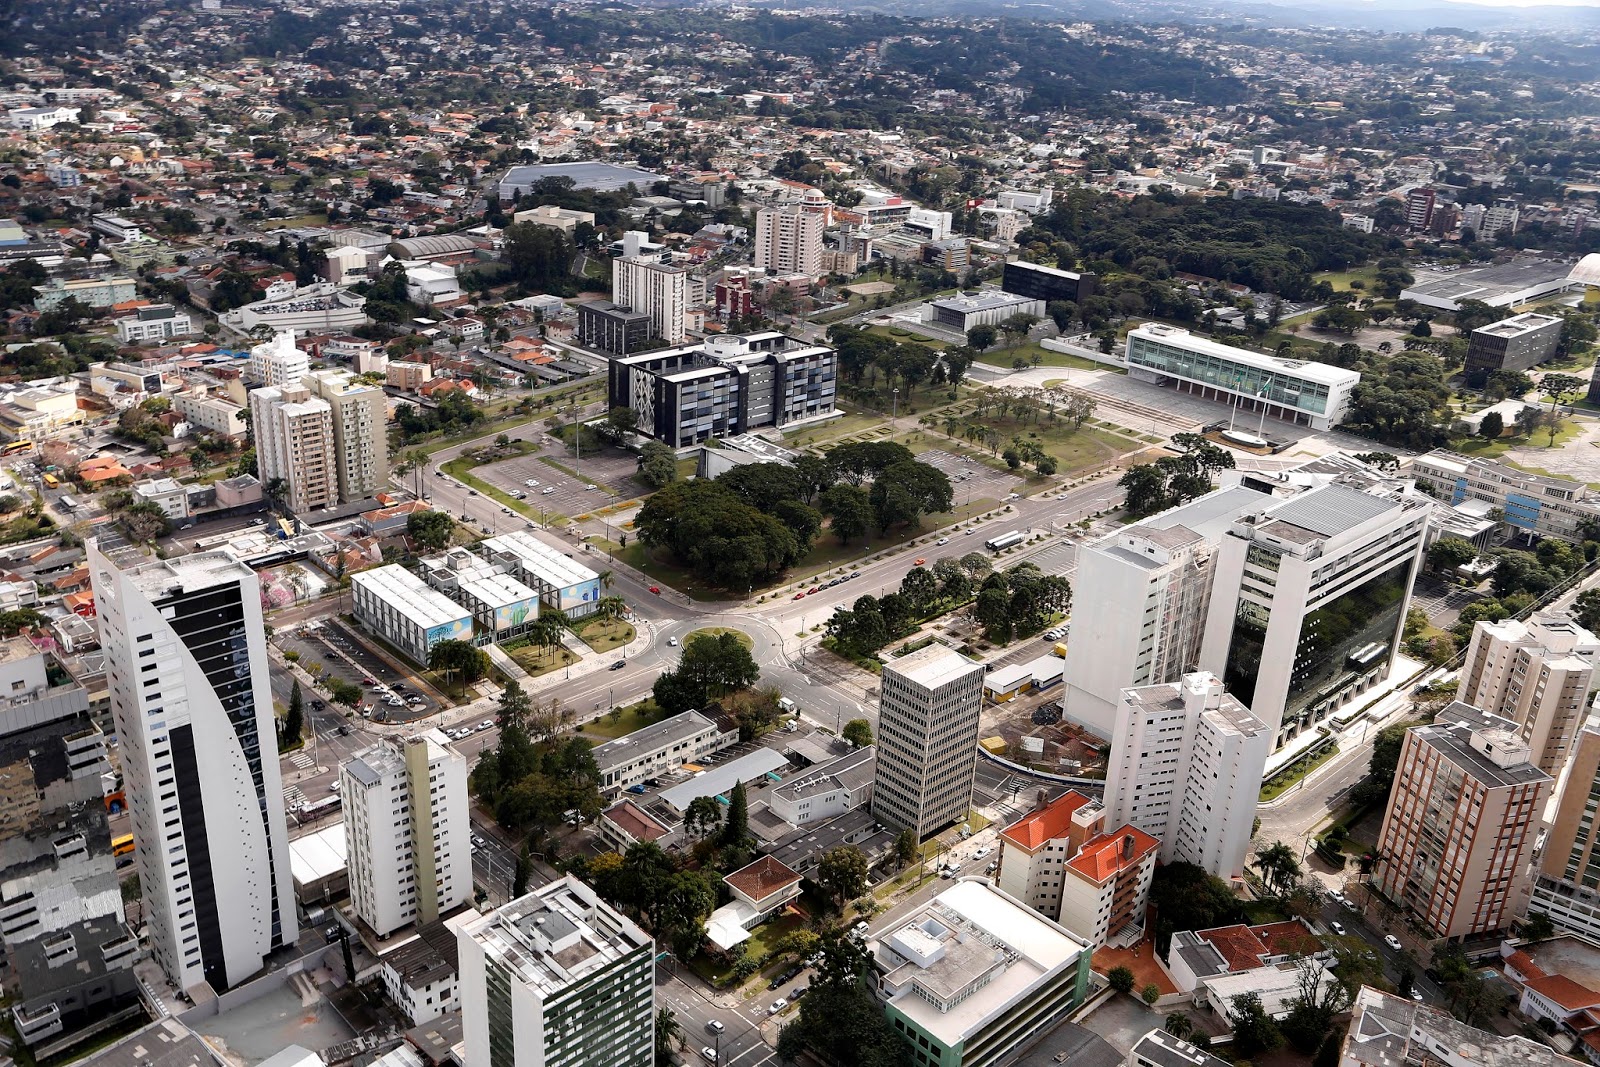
[342,730,471,938]
[302,368,390,503]
[1105,672,1270,880]
[1406,188,1437,230]
[1458,612,1599,776]
[1000,260,1098,304]
[612,254,688,344]
[0,639,138,1050]
[457,875,654,1067]
[1480,198,1522,240]
[1061,485,1270,737]
[1532,717,1600,940]
[872,644,985,841]
[247,330,309,387]
[1463,312,1564,383]
[88,543,297,992]
[249,382,336,514]
[1372,703,1551,940]
[754,205,824,280]
[1199,481,1431,748]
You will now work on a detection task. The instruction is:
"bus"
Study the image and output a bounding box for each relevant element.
[2,440,32,456]
[41,473,58,489]
[295,795,342,822]
[112,834,135,859]
[984,530,1025,552]
[58,494,77,511]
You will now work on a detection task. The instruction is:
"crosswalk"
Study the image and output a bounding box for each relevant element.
[290,752,315,771]
[284,786,307,810]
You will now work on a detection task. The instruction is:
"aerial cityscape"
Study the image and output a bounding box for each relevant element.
[9,1,1600,1067]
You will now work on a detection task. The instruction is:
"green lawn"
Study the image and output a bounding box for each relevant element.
[685,626,753,651]
[1260,742,1341,802]
[261,213,329,230]
[575,699,667,740]
[782,411,888,447]
[503,640,580,679]
[1313,266,1379,291]
[574,618,635,653]
[974,343,1111,372]
[1453,417,1586,459]
[866,325,945,349]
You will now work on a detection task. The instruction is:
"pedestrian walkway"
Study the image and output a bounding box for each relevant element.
[485,643,530,685]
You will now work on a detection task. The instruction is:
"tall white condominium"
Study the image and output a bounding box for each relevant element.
[612,255,688,344]
[754,205,824,279]
[342,730,471,938]
[249,382,336,514]
[1457,612,1600,777]
[458,875,654,1067]
[302,368,390,502]
[872,644,986,841]
[246,330,309,387]
[1062,485,1269,737]
[88,542,296,992]
[1199,481,1431,748]
[1105,672,1271,879]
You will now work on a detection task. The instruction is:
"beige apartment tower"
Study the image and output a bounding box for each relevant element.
[303,368,390,503]
[872,644,985,840]
[248,382,335,514]
[754,205,824,280]
[1532,717,1600,940]
[1372,703,1551,939]
[1458,612,1600,777]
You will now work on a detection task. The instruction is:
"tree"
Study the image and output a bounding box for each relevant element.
[1120,463,1170,517]
[967,324,997,351]
[1230,992,1282,1058]
[655,1008,682,1067]
[513,844,532,898]
[122,501,172,541]
[683,795,723,839]
[1164,1013,1195,1042]
[842,718,874,748]
[816,845,870,907]
[653,632,760,715]
[604,406,640,442]
[1521,912,1555,943]
[1254,841,1302,898]
[638,441,678,489]
[1574,588,1600,632]
[1427,536,1478,574]
[1543,372,1587,413]
[408,509,455,551]
[820,483,873,545]
[722,781,750,848]
[1107,966,1136,994]
[428,639,492,684]
[281,680,304,750]
[1478,411,1503,441]
[869,460,953,534]
[895,829,918,869]
[1151,862,1241,950]
[1142,984,1161,1006]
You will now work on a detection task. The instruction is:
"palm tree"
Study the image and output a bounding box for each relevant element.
[527,614,566,667]
[595,596,627,625]
[596,569,614,590]
[654,1008,682,1065]
[1164,1013,1194,1042]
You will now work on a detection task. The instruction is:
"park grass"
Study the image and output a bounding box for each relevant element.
[503,640,580,679]
[973,343,1110,373]
[1453,417,1586,460]
[866,325,945,349]
[574,618,635,654]
[575,699,667,740]
[260,213,329,230]
[1313,266,1380,291]
[782,411,888,447]
[685,626,754,651]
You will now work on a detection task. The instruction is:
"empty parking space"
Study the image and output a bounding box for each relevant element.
[1013,539,1077,578]
[475,450,620,520]
[916,448,1019,502]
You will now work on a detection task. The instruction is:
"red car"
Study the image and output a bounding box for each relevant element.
[793,592,806,600]
[808,586,820,594]
[913,558,926,566]
[648,586,661,595]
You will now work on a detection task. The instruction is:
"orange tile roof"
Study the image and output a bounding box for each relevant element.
[603,801,669,844]
[1198,925,1269,972]
[1506,948,1544,979]
[1527,974,1600,1012]
[1065,825,1160,883]
[724,855,802,903]
[1253,921,1324,959]
[1000,791,1094,851]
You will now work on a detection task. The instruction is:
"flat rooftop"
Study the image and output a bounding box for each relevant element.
[658,748,789,811]
[1475,312,1563,339]
[351,565,472,629]
[78,1020,222,1067]
[1400,258,1576,308]
[884,643,983,692]
[770,745,875,803]
[1130,323,1359,387]
[592,709,719,774]
[500,162,667,193]
[481,531,599,589]
[929,290,1039,313]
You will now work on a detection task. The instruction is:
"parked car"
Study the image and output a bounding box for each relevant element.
[808,586,819,594]
[936,537,949,546]
[700,1047,718,1063]
[1384,934,1403,951]
[1410,989,1424,1003]
[468,489,479,496]
[1330,921,1346,936]
[477,720,493,731]
[791,986,808,1001]
[385,696,403,707]
[768,999,787,1016]
[793,592,806,600]
[972,847,991,860]
[610,661,626,671]
[649,586,661,595]
[541,487,556,495]
[626,784,649,795]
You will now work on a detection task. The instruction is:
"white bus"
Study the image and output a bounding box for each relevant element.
[984,530,1025,552]
[58,494,78,510]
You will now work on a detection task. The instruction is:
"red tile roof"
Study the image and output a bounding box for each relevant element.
[1065,825,1160,883]
[724,855,802,904]
[602,801,669,845]
[1198,925,1270,972]
[1253,920,1324,959]
[1528,974,1600,1012]
[1000,791,1095,852]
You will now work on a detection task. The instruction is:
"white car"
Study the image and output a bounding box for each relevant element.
[700,1048,718,1063]
[584,484,598,491]
[768,999,787,1015]
[971,846,991,860]
[541,487,556,495]
[525,479,539,487]
[1330,921,1346,936]
[478,720,494,731]
[1384,934,1403,951]
[936,537,949,546]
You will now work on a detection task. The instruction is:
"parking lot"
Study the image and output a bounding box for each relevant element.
[915,447,1020,504]
[1012,538,1077,578]
[277,618,435,721]
[474,443,641,522]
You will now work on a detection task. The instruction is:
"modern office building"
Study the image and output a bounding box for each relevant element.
[575,300,652,356]
[342,730,471,939]
[1410,450,1600,543]
[116,303,193,343]
[1125,324,1360,430]
[867,878,1094,1067]
[612,253,689,344]
[1406,188,1437,230]
[351,565,474,664]
[1061,485,1271,737]
[302,368,389,503]
[1198,481,1432,747]
[1372,703,1551,940]
[1463,312,1564,382]
[768,745,876,827]
[88,543,297,993]
[0,640,136,1051]
[605,332,837,448]
[755,205,824,279]
[249,381,336,514]
[457,875,654,1067]
[996,791,1159,948]
[247,330,310,388]
[1532,718,1600,940]
[478,531,603,620]
[1104,672,1269,880]
[1458,612,1600,776]
[872,644,985,841]
[421,548,541,642]
[925,291,1045,333]
[1000,260,1098,304]
[591,710,738,793]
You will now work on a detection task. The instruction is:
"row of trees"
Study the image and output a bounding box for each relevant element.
[825,554,996,659]
[470,681,603,832]
[1119,436,1237,517]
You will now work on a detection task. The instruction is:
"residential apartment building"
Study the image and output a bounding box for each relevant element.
[612,253,689,344]
[606,332,837,448]
[1061,485,1270,737]
[1458,612,1600,776]
[457,876,654,1067]
[302,369,390,503]
[1480,198,1522,240]
[1125,324,1360,431]
[1199,480,1432,747]
[173,391,247,438]
[1412,449,1600,543]
[1340,987,1581,1067]
[872,644,985,841]
[754,205,824,279]
[1464,312,1564,382]
[1372,703,1551,940]
[0,640,135,1051]
[1104,672,1270,880]
[33,276,136,311]
[116,304,193,343]
[249,382,336,514]
[88,543,297,993]
[342,731,470,939]
[867,878,1093,1067]
[996,791,1159,948]
[387,361,432,391]
[246,330,310,387]
[350,565,473,665]
[1531,720,1600,941]
[1406,188,1437,230]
